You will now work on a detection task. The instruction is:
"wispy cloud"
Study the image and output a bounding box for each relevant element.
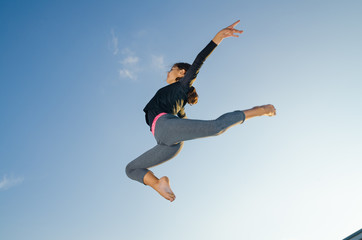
[109,28,166,81]
[151,55,166,71]
[0,175,24,190]
[119,69,136,80]
[109,30,139,80]
[121,56,139,65]
[116,48,140,80]
[110,29,119,55]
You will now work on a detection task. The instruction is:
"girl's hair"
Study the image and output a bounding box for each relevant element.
[174,62,199,105]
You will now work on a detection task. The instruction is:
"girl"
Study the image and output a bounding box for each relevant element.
[126,20,276,202]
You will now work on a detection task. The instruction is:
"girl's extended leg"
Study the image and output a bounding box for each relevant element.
[155,110,245,146]
[154,105,276,146]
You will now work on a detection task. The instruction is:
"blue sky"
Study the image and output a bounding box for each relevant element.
[1,0,362,239]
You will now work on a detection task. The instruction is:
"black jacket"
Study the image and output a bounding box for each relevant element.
[143,40,217,130]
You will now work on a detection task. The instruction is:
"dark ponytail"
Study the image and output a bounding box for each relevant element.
[187,86,198,105]
[173,62,199,105]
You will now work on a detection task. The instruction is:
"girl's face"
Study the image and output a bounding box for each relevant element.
[166,66,185,84]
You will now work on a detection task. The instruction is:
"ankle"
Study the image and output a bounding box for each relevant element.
[143,171,159,187]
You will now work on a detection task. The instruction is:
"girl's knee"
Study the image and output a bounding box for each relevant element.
[211,121,227,136]
[213,111,244,135]
[125,163,133,179]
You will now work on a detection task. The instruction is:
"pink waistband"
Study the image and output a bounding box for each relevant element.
[151,112,167,136]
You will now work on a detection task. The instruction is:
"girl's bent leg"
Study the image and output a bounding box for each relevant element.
[125,142,183,184]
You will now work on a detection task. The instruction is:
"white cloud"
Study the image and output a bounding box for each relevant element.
[118,49,140,80]
[119,69,136,80]
[0,175,24,190]
[151,55,166,70]
[121,48,134,55]
[109,28,166,81]
[110,29,119,55]
[121,56,139,65]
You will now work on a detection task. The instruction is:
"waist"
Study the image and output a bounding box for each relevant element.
[151,112,167,136]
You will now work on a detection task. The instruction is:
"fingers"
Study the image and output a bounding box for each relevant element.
[215,20,243,41]
[232,29,243,36]
[226,29,243,38]
[228,20,240,29]
[226,20,243,37]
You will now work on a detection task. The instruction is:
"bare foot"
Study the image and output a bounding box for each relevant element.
[154,176,176,202]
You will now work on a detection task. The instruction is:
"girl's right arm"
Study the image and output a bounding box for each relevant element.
[179,40,218,87]
[180,20,243,87]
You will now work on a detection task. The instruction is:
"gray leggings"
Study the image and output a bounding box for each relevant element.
[125,110,245,184]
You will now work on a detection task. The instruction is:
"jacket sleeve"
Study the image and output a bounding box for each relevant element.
[179,40,217,88]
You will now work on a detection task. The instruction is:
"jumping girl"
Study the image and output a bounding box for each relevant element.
[125,20,276,202]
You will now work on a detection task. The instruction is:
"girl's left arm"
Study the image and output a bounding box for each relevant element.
[212,20,243,45]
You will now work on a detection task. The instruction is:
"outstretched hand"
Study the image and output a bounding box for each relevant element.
[212,20,243,45]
